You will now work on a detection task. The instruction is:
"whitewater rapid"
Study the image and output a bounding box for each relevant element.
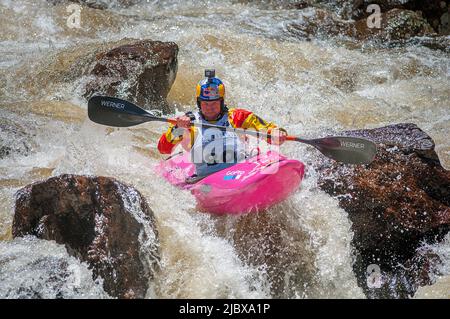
[0,0,449,298]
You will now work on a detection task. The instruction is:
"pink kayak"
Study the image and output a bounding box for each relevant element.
[157,151,305,215]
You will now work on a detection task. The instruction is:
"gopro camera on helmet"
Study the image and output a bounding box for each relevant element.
[205,69,215,81]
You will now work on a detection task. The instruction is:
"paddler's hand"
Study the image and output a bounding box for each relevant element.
[267,128,287,145]
[175,115,191,128]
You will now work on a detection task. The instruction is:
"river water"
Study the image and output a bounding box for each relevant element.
[0,0,449,298]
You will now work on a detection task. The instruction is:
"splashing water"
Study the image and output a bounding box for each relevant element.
[0,236,110,299]
[0,0,449,298]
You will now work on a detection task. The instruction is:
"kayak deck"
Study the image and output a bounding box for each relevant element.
[157,151,305,214]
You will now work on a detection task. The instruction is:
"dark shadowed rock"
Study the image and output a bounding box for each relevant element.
[316,123,450,298]
[247,0,449,37]
[12,174,160,299]
[83,40,178,114]
[284,2,447,51]
[366,247,443,298]
[287,8,435,43]
[354,9,436,41]
[352,1,450,35]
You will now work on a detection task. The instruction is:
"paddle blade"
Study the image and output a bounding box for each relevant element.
[311,136,377,164]
[87,95,152,127]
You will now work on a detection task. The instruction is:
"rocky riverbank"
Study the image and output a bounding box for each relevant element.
[316,123,450,298]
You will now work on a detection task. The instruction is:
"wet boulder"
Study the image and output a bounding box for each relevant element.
[83,40,178,114]
[12,174,160,299]
[285,4,444,50]
[353,9,436,41]
[255,0,448,38]
[352,1,450,35]
[363,247,443,298]
[16,38,178,113]
[301,0,448,34]
[316,123,450,298]
[287,8,435,42]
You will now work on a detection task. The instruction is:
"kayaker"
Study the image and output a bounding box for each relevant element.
[157,69,287,183]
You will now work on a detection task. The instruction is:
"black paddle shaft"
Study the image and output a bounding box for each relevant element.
[87,95,377,164]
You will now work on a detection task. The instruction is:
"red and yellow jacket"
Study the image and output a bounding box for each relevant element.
[157,108,282,155]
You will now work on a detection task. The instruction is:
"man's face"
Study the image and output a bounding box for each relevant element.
[200,100,221,120]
